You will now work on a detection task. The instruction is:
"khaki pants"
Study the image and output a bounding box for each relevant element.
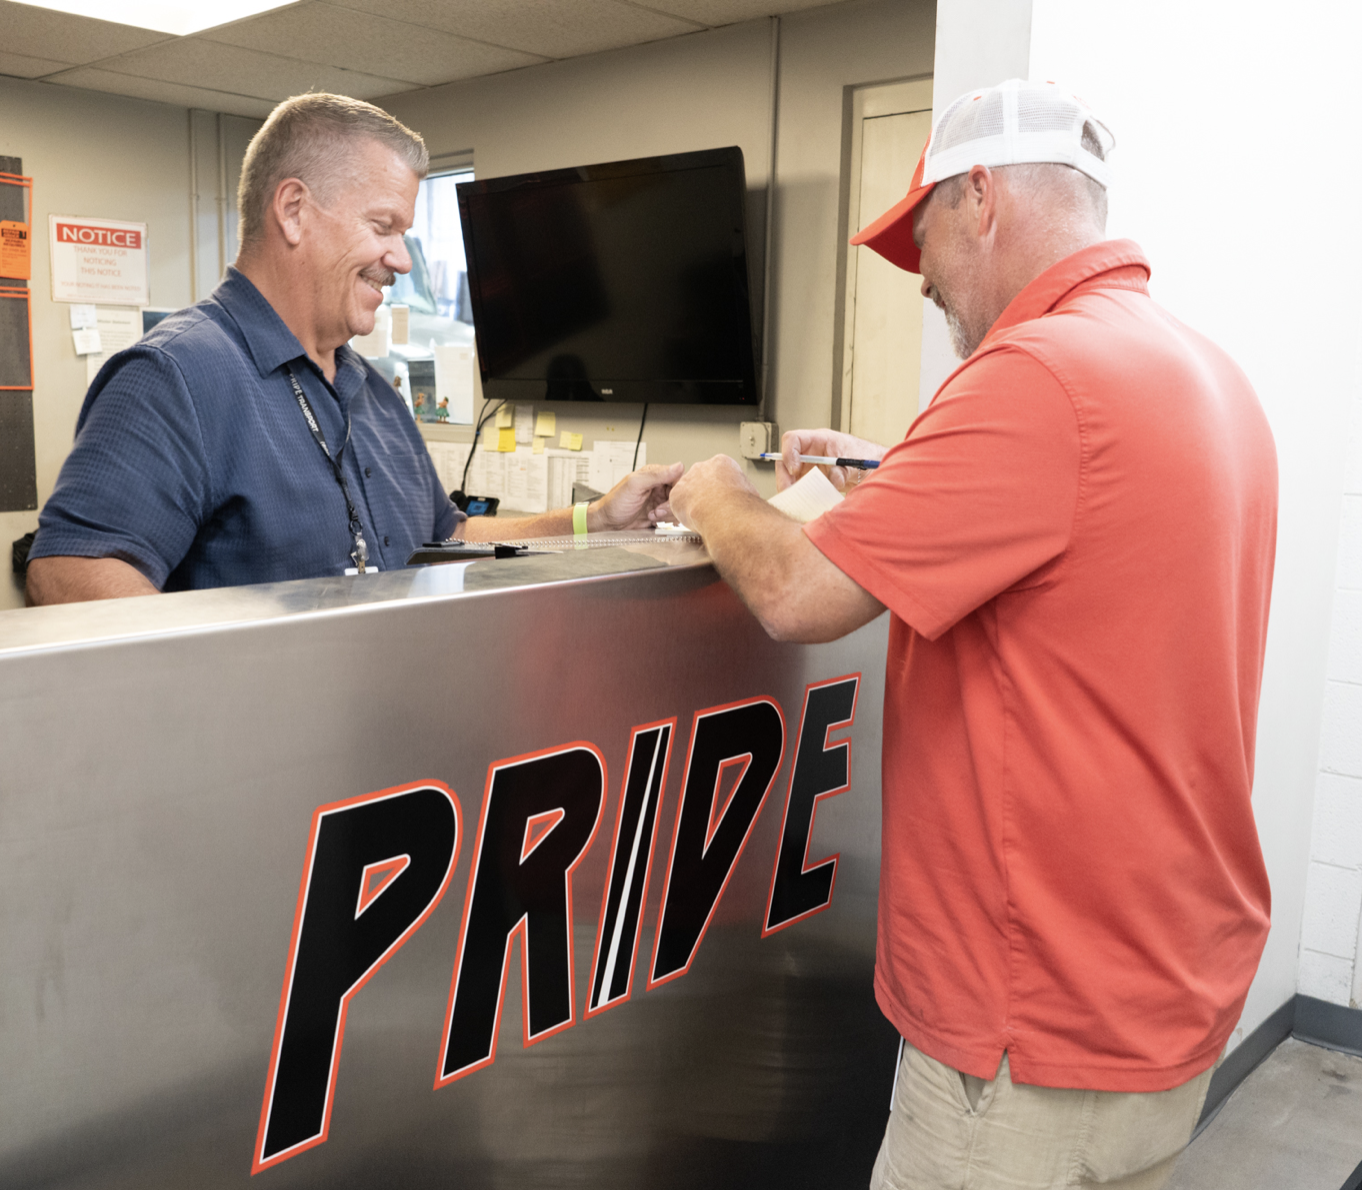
[870,1042,1215,1190]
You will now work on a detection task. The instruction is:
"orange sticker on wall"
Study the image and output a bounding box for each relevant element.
[0,220,30,281]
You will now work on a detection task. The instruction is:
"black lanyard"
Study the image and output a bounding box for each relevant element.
[285,365,369,573]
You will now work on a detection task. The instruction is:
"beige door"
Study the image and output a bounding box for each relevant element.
[839,79,933,447]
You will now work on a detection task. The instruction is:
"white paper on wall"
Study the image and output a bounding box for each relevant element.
[501,446,548,514]
[423,441,472,497]
[588,440,645,495]
[546,450,591,510]
[514,403,535,445]
[84,305,142,383]
[468,446,507,502]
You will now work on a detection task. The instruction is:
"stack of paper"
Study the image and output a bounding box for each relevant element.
[767,466,844,524]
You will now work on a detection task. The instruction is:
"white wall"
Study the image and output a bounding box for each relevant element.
[933,0,1362,1046]
[378,0,936,485]
[919,0,1031,400]
[1022,0,1362,1042]
[0,77,257,612]
[1300,361,1362,1007]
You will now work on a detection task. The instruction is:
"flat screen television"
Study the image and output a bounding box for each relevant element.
[456,146,758,405]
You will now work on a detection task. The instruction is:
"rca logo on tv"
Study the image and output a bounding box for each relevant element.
[253,676,860,1173]
[54,222,143,249]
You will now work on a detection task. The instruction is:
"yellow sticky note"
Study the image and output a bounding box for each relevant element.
[498,427,516,452]
[535,411,556,437]
[558,431,583,451]
[481,426,497,449]
[533,436,546,455]
[495,405,514,428]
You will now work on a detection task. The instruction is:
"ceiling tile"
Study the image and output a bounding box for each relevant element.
[330,0,700,60]
[640,0,850,22]
[200,2,546,87]
[91,38,417,103]
[0,1,171,63]
[0,49,76,79]
[43,68,277,118]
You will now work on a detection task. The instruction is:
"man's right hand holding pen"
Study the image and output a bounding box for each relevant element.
[666,427,889,641]
[771,430,888,493]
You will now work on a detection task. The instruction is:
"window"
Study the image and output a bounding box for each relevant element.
[352,168,477,424]
[391,169,473,323]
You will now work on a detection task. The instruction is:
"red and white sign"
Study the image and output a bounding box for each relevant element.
[49,214,149,305]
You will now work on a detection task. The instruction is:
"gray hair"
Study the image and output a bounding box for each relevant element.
[237,93,429,248]
[934,119,1109,229]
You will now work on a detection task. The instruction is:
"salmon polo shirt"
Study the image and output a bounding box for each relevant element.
[806,240,1277,1092]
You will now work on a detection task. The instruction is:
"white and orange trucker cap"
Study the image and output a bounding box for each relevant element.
[851,78,1114,274]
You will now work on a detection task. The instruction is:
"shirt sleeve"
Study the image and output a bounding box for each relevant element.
[30,347,210,588]
[435,502,465,539]
[804,345,1082,640]
[430,465,464,540]
[355,354,464,543]
[403,414,461,541]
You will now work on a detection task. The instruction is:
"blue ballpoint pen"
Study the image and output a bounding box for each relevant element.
[758,452,880,470]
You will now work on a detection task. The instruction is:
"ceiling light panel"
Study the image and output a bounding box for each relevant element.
[8,0,297,37]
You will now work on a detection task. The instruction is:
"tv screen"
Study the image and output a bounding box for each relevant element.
[456,146,758,405]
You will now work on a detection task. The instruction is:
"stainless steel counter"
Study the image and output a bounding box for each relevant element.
[0,534,893,1188]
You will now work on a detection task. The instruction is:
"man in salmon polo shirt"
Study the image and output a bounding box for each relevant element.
[668,79,1276,1189]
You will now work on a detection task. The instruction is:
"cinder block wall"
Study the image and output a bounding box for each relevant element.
[1302,395,1362,1007]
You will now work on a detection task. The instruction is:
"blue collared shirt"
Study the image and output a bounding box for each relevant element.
[32,267,461,590]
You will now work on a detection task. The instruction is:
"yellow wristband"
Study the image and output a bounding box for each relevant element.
[573,501,590,537]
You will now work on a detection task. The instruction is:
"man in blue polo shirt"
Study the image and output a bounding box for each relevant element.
[27,93,679,605]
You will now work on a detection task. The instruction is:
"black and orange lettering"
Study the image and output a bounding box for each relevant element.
[588,720,675,1014]
[254,782,460,1172]
[438,744,604,1084]
[649,699,784,987]
[763,676,859,934]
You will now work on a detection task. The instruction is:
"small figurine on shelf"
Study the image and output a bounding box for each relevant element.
[412,390,426,419]
[435,396,449,421]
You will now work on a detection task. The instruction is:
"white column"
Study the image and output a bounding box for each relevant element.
[1026,0,1362,1039]
[919,0,1034,401]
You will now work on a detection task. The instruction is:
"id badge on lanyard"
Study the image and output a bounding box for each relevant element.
[285,365,370,574]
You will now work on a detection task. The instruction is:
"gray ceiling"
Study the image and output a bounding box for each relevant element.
[0,0,844,118]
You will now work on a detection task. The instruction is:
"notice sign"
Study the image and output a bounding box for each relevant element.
[0,221,30,280]
[49,215,148,306]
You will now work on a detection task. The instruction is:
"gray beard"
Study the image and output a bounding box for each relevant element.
[930,283,984,360]
[943,303,987,360]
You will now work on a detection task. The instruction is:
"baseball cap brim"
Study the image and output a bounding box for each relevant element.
[849,145,933,274]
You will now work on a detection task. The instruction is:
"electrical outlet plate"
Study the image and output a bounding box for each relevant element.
[740,421,775,460]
